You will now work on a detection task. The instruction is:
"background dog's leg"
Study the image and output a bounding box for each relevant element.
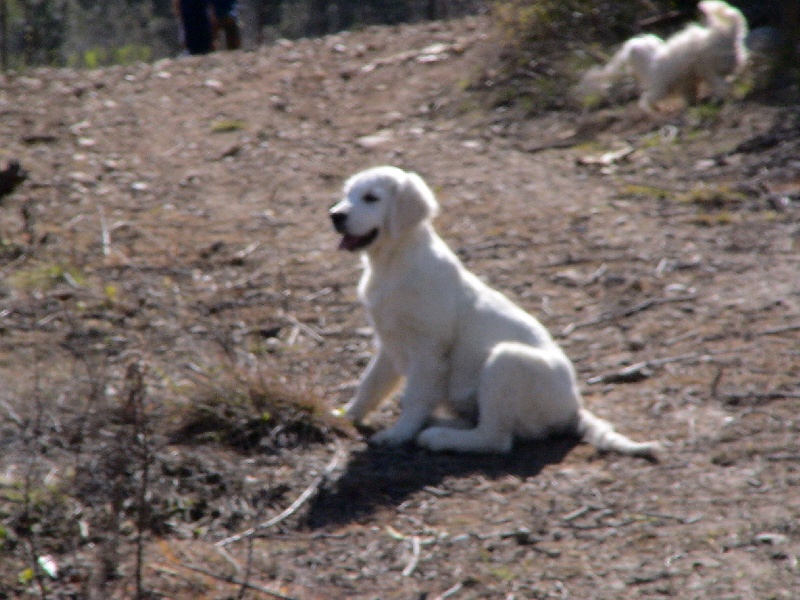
[344,350,401,422]
[705,73,730,100]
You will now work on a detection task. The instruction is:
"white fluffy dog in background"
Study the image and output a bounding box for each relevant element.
[580,0,748,113]
[330,166,661,459]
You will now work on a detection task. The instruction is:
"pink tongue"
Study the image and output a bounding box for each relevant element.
[339,235,360,251]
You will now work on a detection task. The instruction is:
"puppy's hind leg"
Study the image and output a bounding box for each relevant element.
[416,415,513,453]
[418,342,576,453]
[416,352,517,453]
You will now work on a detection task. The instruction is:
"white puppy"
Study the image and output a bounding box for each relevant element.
[580,0,748,113]
[330,166,661,459]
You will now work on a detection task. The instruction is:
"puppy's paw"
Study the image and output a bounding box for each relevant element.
[370,427,415,447]
[339,403,366,424]
[416,427,448,451]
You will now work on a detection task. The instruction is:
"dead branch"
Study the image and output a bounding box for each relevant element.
[281,311,325,344]
[721,391,800,405]
[434,582,464,600]
[587,352,701,385]
[754,323,800,338]
[96,204,110,257]
[177,562,298,600]
[217,442,347,546]
[402,536,421,577]
[0,398,24,427]
[561,295,697,336]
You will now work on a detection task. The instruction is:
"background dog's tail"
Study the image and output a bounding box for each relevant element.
[576,408,663,461]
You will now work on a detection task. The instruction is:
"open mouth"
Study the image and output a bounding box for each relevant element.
[339,228,379,252]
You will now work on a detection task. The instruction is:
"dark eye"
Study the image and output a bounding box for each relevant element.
[363,193,379,204]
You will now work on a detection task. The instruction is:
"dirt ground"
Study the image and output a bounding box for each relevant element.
[1,15,799,600]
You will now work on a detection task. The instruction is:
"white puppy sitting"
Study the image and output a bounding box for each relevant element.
[330,166,661,459]
[580,0,748,113]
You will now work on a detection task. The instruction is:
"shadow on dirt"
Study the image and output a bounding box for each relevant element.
[306,436,579,528]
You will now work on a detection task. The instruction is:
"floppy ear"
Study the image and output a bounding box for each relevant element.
[387,171,440,238]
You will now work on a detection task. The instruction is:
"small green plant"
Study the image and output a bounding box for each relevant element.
[9,262,86,292]
[103,284,119,307]
[618,183,674,201]
[210,119,247,134]
[693,211,738,226]
[676,184,746,208]
[687,101,723,125]
[67,45,152,69]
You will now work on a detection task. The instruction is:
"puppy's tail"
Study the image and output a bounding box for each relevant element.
[576,408,663,461]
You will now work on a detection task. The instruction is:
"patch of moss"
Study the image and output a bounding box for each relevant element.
[9,262,87,292]
[676,184,746,208]
[618,184,674,201]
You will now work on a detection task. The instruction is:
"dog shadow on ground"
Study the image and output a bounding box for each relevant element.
[306,436,579,529]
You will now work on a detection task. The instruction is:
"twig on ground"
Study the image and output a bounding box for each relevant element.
[641,512,703,525]
[561,295,697,336]
[281,312,325,344]
[96,204,110,257]
[434,582,464,600]
[562,505,600,522]
[238,521,257,600]
[179,562,298,600]
[402,536,421,577]
[721,391,800,405]
[754,323,800,337]
[587,352,701,385]
[214,545,243,578]
[767,453,800,462]
[217,442,347,546]
[0,398,23,427]
[710,366,724,399]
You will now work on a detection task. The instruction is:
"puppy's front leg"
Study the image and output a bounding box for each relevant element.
[371,356,447,446]
[344,349,401,423]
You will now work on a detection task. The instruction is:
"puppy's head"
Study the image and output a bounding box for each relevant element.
[330,166,439,252]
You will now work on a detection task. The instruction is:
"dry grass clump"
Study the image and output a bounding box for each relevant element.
[172,365,355,453]
[0,355,353,596]
[676,184,747,209]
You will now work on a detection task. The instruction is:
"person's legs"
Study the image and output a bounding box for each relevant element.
[179,0,213,54]
[210,0,241,50]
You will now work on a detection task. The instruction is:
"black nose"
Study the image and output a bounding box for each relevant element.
[331,211,347,233]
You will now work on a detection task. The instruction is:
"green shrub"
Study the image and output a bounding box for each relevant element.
[67,44,152,69]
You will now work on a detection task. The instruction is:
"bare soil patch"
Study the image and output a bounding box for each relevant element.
[1,16,798,599]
